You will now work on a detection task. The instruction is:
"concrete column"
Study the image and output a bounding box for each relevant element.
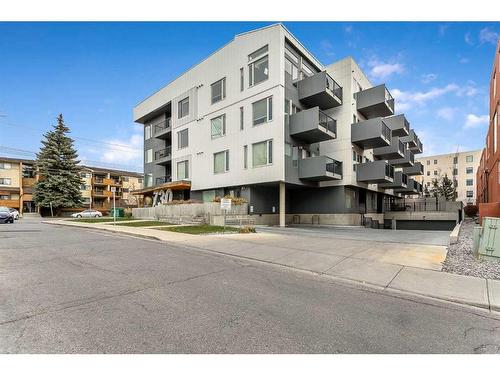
[279,181,286,227]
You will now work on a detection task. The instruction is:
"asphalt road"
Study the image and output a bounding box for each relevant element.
[1,219,499,353]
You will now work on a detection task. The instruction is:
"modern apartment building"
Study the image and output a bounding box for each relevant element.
[0,156,143,215]
[133,24,424,226]
[477,36,500,205]
[414,150,482,204]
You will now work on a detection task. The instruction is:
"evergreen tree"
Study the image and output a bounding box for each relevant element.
[33,114,83,213]
[441,174,456,201]
[423,184,430,197]
[430,178,440,198]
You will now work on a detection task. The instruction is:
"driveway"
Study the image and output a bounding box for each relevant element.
[1,219,499,353]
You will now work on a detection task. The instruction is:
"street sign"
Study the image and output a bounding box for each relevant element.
[110,187,116,192]
[220,198,231,211]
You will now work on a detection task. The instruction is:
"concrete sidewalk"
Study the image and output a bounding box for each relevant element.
[44,220,500,313]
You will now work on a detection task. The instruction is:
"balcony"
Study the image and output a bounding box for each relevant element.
[400,130,423,154]
[108,177,122,186]
[154,118,172,139]
[357,160,394,184]
[393,178,420,195]
[355,84,395,119]
[290,107,337,143]
[155,175,172,185]
[154,146,172,165]
[92,189,113,198]
[93,177,107,185]
[402,162,424,176]
[298,156,342,181]
[388,149,415,168]
[382,114,410,137]
[373,136,406,160]
[379,171,409,189]
[351,118,391,149]
[297,71,342,110]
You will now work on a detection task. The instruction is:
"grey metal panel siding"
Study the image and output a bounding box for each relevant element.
[355,84,394,119]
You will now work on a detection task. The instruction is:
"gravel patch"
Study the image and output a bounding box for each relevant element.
[442,219,500,280]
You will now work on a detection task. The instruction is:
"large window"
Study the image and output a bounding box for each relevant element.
[177,160,189,180]
[466,190,474,198]
[0,162,11,169]
[178,128,189,149]
[252,96,272,126]
[243,145,248,169]
[466,155,473,163]
[178,97,189,119]
[213,150,229,174]
[248,45,269,87]
[0,178,11,185]
[240,107,244,130]
[466,167,473,174]
[211,78,226,104]
[145,125,152,140]
[211,114,226,139]
[285,56,299,80]
[240,68,244,91]
[145,149,153,163]
[466,179,473,186]
[252,140,273,167]
[145,174,152,187]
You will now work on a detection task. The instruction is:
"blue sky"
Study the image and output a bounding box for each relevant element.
[0,21,498,172]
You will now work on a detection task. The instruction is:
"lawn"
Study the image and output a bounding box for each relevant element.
[156,224,240,235]
[115,220,177,227]
[69,217,137,223]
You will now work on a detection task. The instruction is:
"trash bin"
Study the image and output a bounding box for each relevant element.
[109,207,125,218]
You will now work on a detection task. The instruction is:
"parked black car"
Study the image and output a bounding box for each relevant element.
[0,207,15,224]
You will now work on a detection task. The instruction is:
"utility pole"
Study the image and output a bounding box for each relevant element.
[111,186,116,225]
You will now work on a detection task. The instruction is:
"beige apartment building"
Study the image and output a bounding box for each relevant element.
[0,156,143,215]
[414,150,482,204]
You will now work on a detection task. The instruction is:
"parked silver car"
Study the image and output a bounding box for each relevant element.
[71,209,103,218]
[9,208,19,220]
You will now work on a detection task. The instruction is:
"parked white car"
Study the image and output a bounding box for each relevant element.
[9,208,20,220]
[71,209,103,218]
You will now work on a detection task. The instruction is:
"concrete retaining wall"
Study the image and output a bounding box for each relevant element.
[384,211,459,222]
[285,213,362,226]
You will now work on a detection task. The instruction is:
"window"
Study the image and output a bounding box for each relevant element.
[202,190,216,203]
[0,195,9,200]
[252,96,272,125]
[466,190,474,198]
[177,160,189,179]
[466,179,473,186]
[80,184,89,190]
[243,145,248,169]
[240,107,244,130]
[214,150,229,174]
[178,128,189,149]
[453,156,458,164]
[138,178,143,184]
[301,62,313,78]
[427,171,430,176]
[433,159,437,165]
[352,150,357,161]
[285,143,292,157]
[178,97,189,119]
[252,140,273,167]
[123,188,129,193]
[145,149,153,163]
[248,45,269,86]
[453,168,458,176]
[211,78,226,104]
[122,176,129,182]
[285,57,299,80]
[240,68,244,91]
[145,125,152,140]
[211,114,226,139]
[0,162,11,169]
[427,160,430,165]
[466,155,473,163]
[466,167,473,174]
[434,170,438,176]
[145,174,152,187]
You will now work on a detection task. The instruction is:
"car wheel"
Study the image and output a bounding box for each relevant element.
[94,214,100,217]
[76,214,82,218]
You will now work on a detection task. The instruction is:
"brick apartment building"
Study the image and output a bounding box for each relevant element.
[477,36,500,211]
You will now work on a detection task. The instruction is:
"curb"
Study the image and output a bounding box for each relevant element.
[43,220,500,315]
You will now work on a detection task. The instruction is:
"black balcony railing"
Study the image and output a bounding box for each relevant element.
[325,158,342,176]
[398,140,405,155]
[154,118,171,134]
[318,110,337,134]
[409,151,415,164]
[155,175,172,185]
[385,163,395,179]
[154,146,172,160]
[401,173,408,185]
[325,73,343,100]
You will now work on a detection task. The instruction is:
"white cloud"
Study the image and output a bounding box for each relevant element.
[421,73,437,84]
[464,32,474,46]
[459,57,469,64]
[100,133,143,167]
[319,39,335,57]
[479,27,499,45]
[344,25,353,34]
[367,58,404,80]
[392,84,459,111]
[463,114,489,129]
[437,107,455,121]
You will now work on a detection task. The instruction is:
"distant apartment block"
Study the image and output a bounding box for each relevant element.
[414,150,482,204]
[0,156,143,214]
[133,24,424,226]
[477,36,500,205]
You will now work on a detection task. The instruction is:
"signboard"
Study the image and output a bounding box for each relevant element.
[110,187,116,193]
[220,198,231,211]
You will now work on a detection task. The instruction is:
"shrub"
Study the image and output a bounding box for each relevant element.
[238,226,256,234]
[124,211,133,219]
[213,195,247,205]
[464,204,478,218]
